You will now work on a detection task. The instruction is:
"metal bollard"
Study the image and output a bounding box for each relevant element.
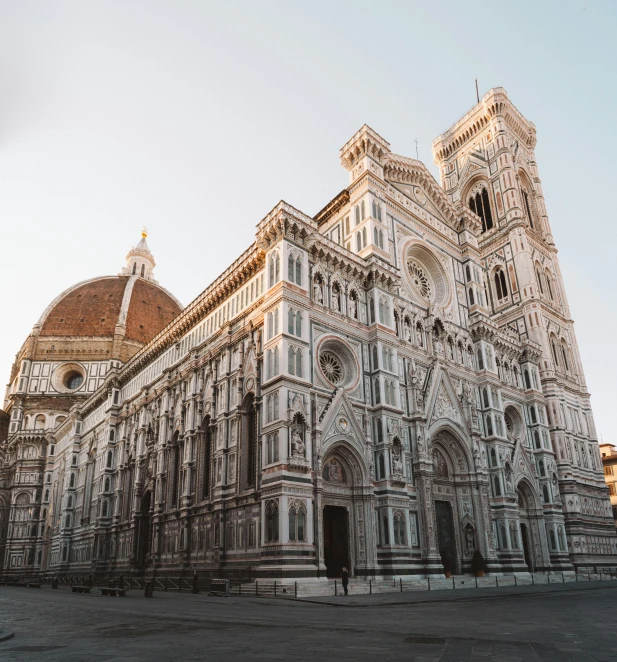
[144,581,154,598]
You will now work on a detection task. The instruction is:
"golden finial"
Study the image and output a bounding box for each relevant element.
[141,226,148,239]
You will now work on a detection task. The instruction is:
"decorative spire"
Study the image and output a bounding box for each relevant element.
[121,230,157,282]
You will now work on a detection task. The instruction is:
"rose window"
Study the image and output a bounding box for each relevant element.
[319,351,343,385]
[407,260,431,299]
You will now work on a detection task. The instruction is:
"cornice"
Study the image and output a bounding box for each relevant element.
[432,88,537,163]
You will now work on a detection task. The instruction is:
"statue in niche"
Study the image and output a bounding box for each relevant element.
[291,429,305,458]
[465,525,475,552]
[349,296,357,320]
[323,457,345,483]
[332,286,340,312]
[313,280,323,304]
[392,450,403,476]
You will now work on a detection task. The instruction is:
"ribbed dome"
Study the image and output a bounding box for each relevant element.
[38,276,181,344]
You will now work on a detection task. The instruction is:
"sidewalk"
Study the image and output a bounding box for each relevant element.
[295,578,617,607]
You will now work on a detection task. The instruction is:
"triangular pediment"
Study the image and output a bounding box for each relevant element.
[427,367,463,426]
[319,389,367,457]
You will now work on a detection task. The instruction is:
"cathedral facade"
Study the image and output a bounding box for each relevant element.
[2,88,616,579]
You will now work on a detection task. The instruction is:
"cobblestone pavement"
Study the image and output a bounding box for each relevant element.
[0,581,616,661]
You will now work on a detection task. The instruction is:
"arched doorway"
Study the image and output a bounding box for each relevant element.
[136,490,152,568]
[517,481,537,572]
[320,443,371,578]
[430,429,474,574]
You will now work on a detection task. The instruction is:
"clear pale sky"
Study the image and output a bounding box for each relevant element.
[1,1,615,440]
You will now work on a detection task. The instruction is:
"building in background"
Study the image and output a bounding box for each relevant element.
[1,88,616,579]
[600,444,617,531]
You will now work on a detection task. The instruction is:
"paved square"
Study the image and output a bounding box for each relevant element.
[1,582,616,661]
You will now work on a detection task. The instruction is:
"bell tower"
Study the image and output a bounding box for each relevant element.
[433,88,610,568]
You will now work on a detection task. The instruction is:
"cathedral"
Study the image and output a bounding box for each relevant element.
[2,87,616,580]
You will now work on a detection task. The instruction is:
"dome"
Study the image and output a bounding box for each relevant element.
[37,276,181,344]
[18,233,183,366]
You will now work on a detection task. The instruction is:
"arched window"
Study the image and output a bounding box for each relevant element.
[477,348,484,370]
[296,349,303,378]
[274,346,279,375]
[109,428,115,442]
[102,500,108,517]
[295,311,302,336]
[493,475,501,496]
[468,187,494,232]
[140,263,145,277]
[34,414,46,430]
[288,501,307,542]
[485,414,493,436]
[356,232,362,252]
[362,226,367,248]
[378,452,386,478]
[524,369,531,390]
[288,346,296,375]
[535,267,544,294]
[483,387,490,408]
[65,514,71,528]
[522,189,534,229]
[545,270,554,300]
[132,262,136,275]
[288,253,294,282]
[393,511,407,545]
[490,447,497,467]
[295,257,301,285]
[534,430,541,449]
[104,476,110,492]
[373,226,379,246]
[69,473,75,488]
[44,489,49,502]
[543,485,551,505]
[494,269,508,301]
[550,339,559,368]
[561,343,570,373]
[67,495,73,508]
[288,308,295,334]
[267,312,273,339]
[107,450,113,468]
[361,200,366,220]
[468,287,475,306]
[538,459,545,477]
[465,264,472,282]
[354,205,360,225]
[266,500,279,542]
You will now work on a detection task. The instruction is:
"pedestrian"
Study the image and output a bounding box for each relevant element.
[341,567,349,596]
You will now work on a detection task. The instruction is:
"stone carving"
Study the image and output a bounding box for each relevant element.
[433,383,458,422]
[291,429,305,458]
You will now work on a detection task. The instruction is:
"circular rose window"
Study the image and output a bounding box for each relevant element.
[316,337,360,390]
[319,351,343,385]
[402,242,450,307]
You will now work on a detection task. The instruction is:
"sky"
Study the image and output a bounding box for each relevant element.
[0,1,616,440]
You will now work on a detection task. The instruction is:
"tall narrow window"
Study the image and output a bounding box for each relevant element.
[296,349,303,378]
[202,416,211,499]
[295,258,301,286]
[361,200,366,220]
[469,187,494,232]
[295,311,301,337]
[355,205,360,225]
[288,308,295,334]
[522,189,534,229]
[288,253,295,282]
[288,346,296,375]
[494,269,508,300]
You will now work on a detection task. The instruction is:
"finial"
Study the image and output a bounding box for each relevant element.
[141,226,148,239]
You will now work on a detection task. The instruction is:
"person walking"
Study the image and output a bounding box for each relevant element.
[341,567,349,596]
